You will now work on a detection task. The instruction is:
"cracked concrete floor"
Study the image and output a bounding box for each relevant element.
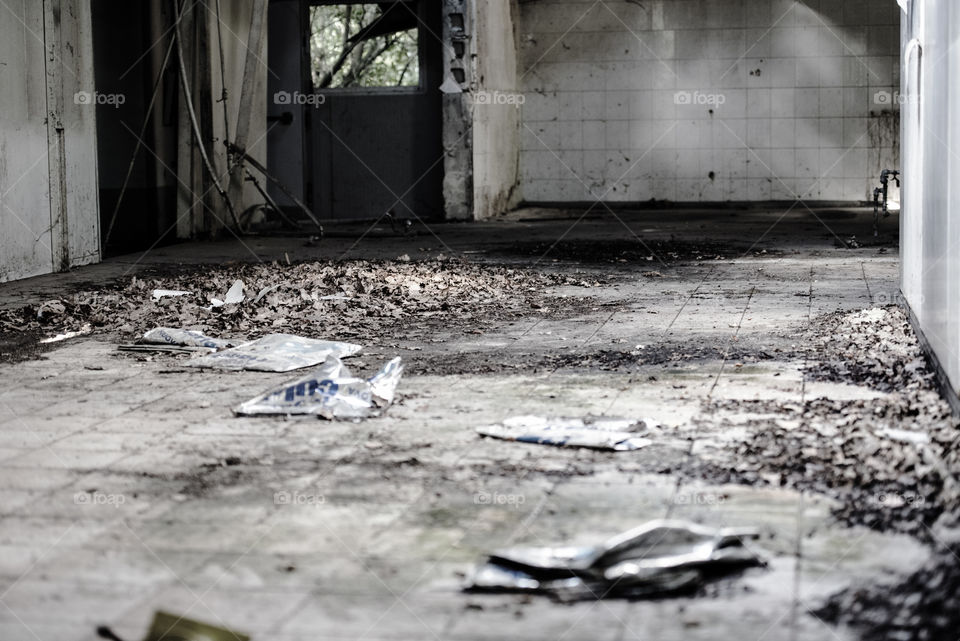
[0,208,942,641]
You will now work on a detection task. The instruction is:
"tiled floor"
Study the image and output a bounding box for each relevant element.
[0,209,936,640]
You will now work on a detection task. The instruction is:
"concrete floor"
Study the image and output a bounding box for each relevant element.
[0,208,934,640]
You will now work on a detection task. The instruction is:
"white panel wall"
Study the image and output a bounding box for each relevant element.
[0,0,100,282]
[517,0,900,203]
[900,0,960,401]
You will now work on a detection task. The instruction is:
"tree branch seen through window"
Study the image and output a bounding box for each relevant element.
[310,3,420,89]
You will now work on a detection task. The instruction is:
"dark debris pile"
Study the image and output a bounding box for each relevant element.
[685,306,960,641]
[804,307,931,393]
[0,259,596,348]
[693,307,959,540]
[813,533,960,641]
[699,397,953,539]
[494,238,776,264]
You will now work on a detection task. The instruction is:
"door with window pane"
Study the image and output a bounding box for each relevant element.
[307,0,443,221]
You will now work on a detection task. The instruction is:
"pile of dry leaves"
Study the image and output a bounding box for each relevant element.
[685,306,960,641]
[805,307,933,393]
[0,259,594,346]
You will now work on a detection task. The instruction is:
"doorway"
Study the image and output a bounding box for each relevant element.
[267,0,444,222]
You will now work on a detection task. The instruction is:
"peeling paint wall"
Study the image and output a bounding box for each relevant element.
[0,0,100,282]
[899,0,960,404]
[442,0,474,220]
[472,0,523,219]
[517,0,900,203]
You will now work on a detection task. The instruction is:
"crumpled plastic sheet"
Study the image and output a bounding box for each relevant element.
[187,334,362,372]
[141,327,234,351]
[476,415,657,451]
[234,355,403,419]
[466,519,765,600]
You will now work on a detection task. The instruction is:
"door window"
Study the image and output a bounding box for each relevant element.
[309,2,420,89]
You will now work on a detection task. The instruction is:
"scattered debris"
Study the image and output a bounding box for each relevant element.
[36,300,66,322]
[678,307,958,541]
[40,323,92,344]
[813,522,960,641]
[466,520,765,600]
[804,307,930,393]
[151,289,191,301]
[0,260,592,349]
[188,333,361,372]
[235,355,403,419]
[495,239,778,264]
[477,415,656,451]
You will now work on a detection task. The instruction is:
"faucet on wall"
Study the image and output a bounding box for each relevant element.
[873,169,900,236]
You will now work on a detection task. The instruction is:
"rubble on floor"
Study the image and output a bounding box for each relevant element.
[679,307,959,540]
[813,522,960,641]
[0,259,596,352]
[495,238,778,263]
[805,307,933,393]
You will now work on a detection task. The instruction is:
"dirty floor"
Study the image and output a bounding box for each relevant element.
[0,208,957,641]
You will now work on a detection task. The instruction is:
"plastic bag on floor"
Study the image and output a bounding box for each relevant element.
[141,327,234,350]
[234,355,403,419]
[187,333,362,372]
[477,415,656,451]
[466,519,764,600]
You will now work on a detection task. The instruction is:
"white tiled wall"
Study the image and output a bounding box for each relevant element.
[517,0,900,203]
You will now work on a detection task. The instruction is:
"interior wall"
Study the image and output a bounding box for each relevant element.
[0,0,100,282]
[517,0,900,203]
[472,0,523,219]
[900,0,960,403]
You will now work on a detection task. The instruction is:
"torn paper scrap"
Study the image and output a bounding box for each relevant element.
[477,415,657,451]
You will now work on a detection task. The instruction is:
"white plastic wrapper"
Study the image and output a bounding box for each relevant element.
[234,355,403,419]
[142,327,234,350]
[477,415,657,451]
[187,334,362,372]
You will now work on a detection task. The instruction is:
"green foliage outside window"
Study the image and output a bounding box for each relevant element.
[310,3,420,89]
